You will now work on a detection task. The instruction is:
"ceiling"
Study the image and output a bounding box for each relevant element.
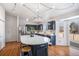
[1,3,79,23]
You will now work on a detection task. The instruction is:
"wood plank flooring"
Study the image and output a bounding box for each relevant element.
[0,42,69,56]
[48,45,69,56]
[0,42,21,56]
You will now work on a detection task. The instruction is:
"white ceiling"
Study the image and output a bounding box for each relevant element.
[1,3,79,23]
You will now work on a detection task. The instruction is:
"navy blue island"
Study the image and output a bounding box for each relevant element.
[20,35,50,56]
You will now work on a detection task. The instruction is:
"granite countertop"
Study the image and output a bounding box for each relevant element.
[20,35,50,45]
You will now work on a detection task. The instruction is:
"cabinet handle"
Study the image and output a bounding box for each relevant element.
[40,45,46,47]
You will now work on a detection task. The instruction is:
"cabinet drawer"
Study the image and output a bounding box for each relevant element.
[31,43,48,56]
[35,43,48,48]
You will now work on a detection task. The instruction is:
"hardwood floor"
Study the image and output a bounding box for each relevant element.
[0,42,69,56]
[48,45,69,56]
[0,42,21,56]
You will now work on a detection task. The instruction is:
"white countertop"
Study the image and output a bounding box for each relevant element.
[20,35,50,45]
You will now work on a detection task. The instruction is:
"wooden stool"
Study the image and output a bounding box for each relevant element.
[21,45,32,56]
[22,47,31,52]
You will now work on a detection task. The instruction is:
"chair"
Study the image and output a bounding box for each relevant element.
[21,44,32,56]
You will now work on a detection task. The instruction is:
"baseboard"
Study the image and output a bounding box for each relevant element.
[56,45,69,47]
[6,41,17,43]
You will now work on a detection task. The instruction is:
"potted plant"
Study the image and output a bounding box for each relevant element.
[70,22,78,40]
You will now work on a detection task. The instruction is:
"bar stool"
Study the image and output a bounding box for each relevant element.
[21,44,32,56]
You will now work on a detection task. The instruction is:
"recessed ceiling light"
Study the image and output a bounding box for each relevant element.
[52,6,55,9]
[36,9,39,12]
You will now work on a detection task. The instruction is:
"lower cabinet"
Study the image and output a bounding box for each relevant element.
[31,43,48,56]
[50,35,56,45]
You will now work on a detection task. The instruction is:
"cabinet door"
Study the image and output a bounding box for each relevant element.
[0,20,5,49]
[32,43,48,56]
[36,46,48,56]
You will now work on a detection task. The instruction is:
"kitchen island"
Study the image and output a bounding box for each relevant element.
[20,35,50,56]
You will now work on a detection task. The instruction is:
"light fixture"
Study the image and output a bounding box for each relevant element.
[36,9,39,12]
[33,17,44,24]
[52,6,55,9]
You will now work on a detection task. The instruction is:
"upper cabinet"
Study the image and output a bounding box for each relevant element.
[0,6,5,21]
[48,21,56,30]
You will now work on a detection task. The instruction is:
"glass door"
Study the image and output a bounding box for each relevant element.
[56,20,69,46]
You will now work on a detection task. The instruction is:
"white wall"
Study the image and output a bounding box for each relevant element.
[19,17,39,26]
[0,5,5,50]
[5,12,17,42]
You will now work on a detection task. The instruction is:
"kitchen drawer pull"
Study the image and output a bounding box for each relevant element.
[40,45,46,47]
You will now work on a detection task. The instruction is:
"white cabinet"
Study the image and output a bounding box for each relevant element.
[0,5,5,50]
[0,20,5,50]
[0,6,5,21]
